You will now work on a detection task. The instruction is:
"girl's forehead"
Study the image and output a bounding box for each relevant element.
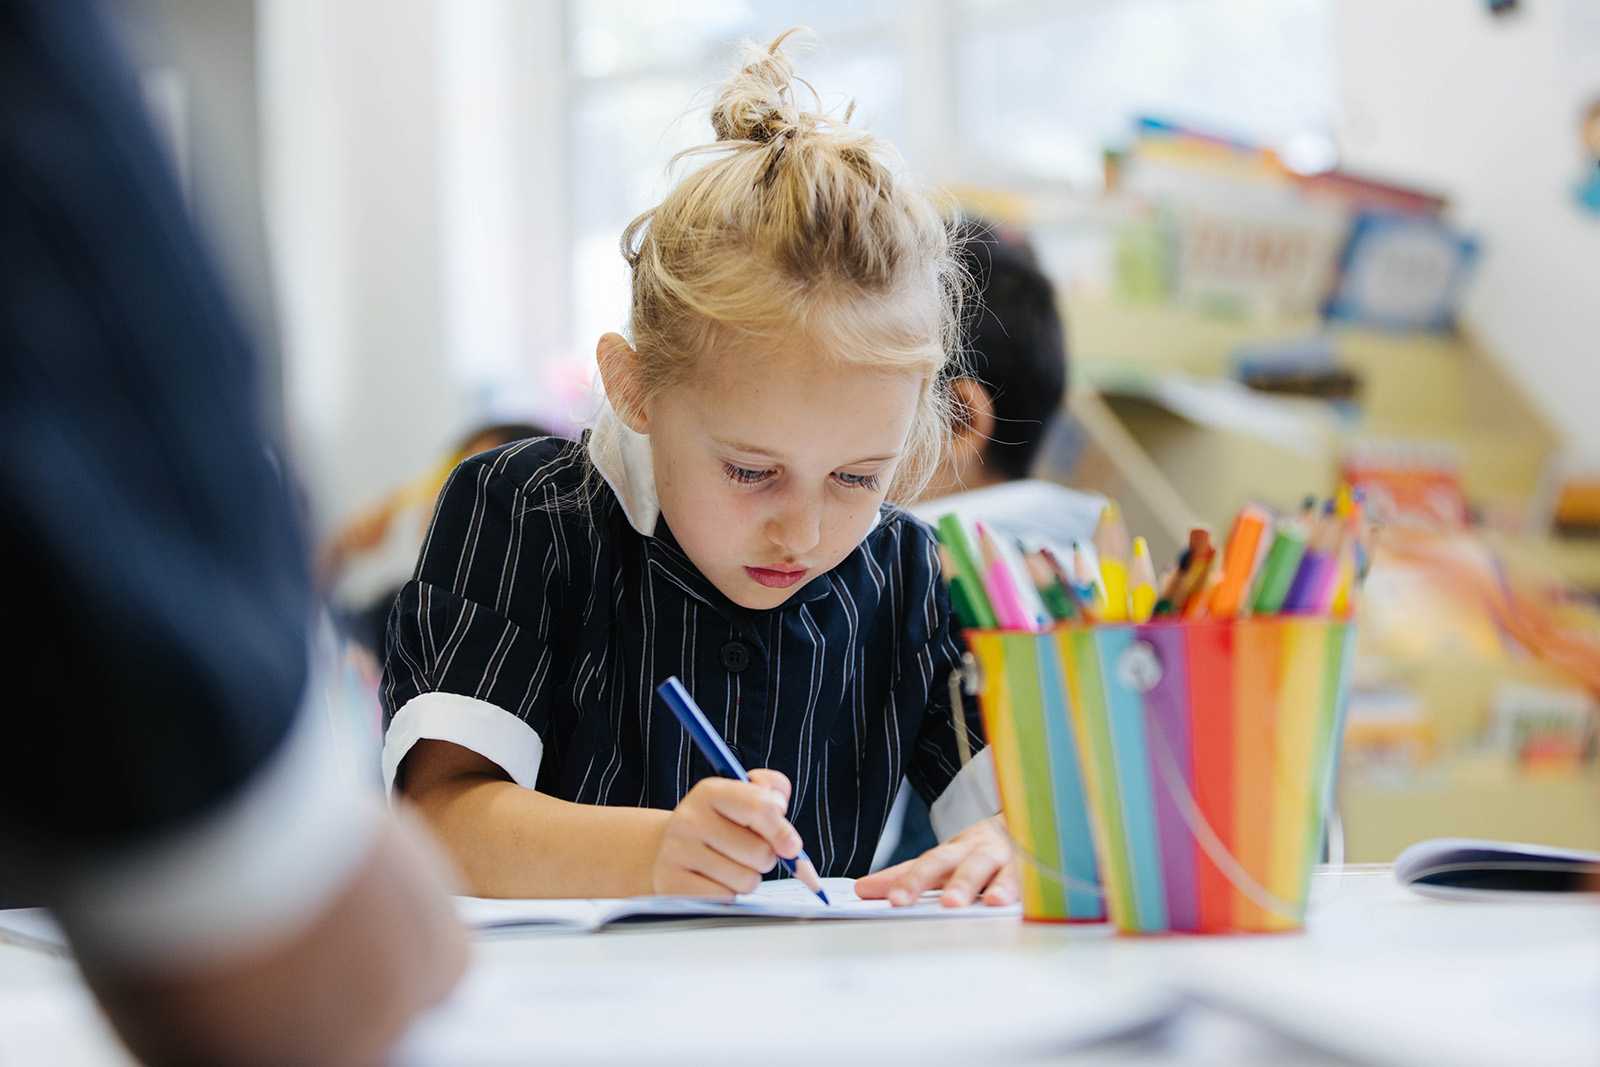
[694,337,920,390]
[675,348,922,460]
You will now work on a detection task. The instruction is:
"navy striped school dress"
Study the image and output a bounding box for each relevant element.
[380,425,997,878]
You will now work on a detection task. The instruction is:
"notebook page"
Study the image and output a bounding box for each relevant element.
[455,897,611,932]
[719,877,1019,921]
[456,879,1018,932]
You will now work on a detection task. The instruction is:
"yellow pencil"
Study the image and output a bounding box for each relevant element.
[1130,536,1157,622]
[1094,501,1131,622]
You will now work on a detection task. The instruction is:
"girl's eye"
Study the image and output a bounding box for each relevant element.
[723,462,775,486]
[833,471,883,491]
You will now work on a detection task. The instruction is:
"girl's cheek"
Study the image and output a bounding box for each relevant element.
[836,496,880,540]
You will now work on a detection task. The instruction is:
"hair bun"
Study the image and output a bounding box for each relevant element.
[709,28,808,144]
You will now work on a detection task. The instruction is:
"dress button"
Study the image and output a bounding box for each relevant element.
[719,640,752,673]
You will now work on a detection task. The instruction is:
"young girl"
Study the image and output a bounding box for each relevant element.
[382,31,1015,908]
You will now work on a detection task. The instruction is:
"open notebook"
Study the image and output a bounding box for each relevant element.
[457,877,1020,933]
[0,881,1018,951]
[1394,838,1600,899]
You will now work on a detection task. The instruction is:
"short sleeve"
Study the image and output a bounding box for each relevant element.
[379,445,578,793]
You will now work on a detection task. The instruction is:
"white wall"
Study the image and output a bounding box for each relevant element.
[119,1,285,432]
[260,0,567,530]
[1335,0,1600,462]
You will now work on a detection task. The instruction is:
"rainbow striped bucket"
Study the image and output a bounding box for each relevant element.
[964,630,1106,923]
[966,617,1354,933]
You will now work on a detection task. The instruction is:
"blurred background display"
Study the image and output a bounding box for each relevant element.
[122,0,1600,862]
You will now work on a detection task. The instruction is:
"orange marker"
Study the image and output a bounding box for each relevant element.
[1210,504,1271,618]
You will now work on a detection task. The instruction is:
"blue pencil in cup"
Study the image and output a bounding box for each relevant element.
[655,676,830,904]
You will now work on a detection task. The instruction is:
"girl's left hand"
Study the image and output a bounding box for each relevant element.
[854,815,1017,908]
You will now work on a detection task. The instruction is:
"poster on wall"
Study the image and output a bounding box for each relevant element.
[1564,3,1600,217]
[1323,213,1478,332]
[1577,96,1600,217]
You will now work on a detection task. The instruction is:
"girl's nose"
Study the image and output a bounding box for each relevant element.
[767,496,822,558]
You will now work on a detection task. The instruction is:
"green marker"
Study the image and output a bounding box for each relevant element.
[1250,524,1308,616]
[936,513,999,629]
[948,574,983,630]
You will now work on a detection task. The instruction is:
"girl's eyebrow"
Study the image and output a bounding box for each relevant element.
[713,437,899,466]
[714,437,783,460]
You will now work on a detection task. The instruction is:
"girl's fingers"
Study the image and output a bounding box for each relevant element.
[938,843,1010,907]
[703,780,803,859]
[885,843,964,906]
[853,858,918,899]
[681,840,763,897]
[981,869,1016,906]
[747,768,792,804]
[664,868,741,900]
[701,818,779,874]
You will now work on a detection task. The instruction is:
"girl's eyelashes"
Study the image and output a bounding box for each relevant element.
[833,470,883,492]
[723,462,776,486]
[721,462,882,492]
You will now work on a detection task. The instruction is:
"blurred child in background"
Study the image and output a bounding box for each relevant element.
[319,420,555,656]
[876,218,1104,868]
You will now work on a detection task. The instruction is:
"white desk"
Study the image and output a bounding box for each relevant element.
[3,869,1596,1066]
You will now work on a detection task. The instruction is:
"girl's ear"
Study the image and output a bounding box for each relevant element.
[949,376,995,452]
[596,333,650,433]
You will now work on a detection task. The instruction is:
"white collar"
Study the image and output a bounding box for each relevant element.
[585,398,885,540]
[586,401,660,537]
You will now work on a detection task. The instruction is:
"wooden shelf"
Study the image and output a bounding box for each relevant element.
[1059,293,1562,538]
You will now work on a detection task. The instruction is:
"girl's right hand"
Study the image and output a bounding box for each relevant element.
[651,769,804,897]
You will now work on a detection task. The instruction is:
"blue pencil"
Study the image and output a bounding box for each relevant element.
[656,676,830,904]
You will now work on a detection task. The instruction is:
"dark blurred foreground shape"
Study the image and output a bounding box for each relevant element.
[1,0,465,1061]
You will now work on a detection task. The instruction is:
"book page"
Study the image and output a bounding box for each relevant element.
[455,897,609,931]
[454,878,1018,933]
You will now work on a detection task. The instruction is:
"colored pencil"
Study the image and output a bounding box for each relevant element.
[1156,529,1212,617]
[1175,539,1216,618]
[1041,545,1096,623]
[1094,502,1132,622]
[1071,542,1104,614]
[1024,549,1077,621]
[1129,537,1158,623]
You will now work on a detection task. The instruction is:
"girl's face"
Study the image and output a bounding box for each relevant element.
[645,344,923,611]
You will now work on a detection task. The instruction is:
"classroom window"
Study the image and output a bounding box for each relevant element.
[565,0,904,354]
[561,0,1335,356]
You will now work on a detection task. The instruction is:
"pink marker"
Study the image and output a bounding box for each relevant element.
[976,522,1032,631]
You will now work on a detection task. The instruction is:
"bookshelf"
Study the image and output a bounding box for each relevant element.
[1053,293,1600,861]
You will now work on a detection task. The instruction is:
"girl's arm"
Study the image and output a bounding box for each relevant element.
[401,739,802,899]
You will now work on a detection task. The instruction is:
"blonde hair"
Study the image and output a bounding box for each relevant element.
[618,28,965,502]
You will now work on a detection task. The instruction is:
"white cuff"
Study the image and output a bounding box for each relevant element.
[383,692,544,793]
[929,747,1000,841]
[55,705,379,971]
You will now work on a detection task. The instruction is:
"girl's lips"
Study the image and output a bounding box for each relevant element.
[745,565,809,589]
